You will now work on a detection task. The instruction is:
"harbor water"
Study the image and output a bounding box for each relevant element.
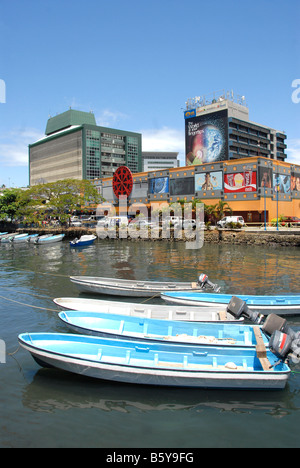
[0,239,300,448]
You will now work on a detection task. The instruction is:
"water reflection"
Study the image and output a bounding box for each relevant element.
[22,367,300,418]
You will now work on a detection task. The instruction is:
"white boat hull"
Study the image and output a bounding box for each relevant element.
[53,297,241,322]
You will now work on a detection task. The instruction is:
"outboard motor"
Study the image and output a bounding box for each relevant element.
[226,297,300,363]
[198,273,221,292]
[226,296,264,324]
[269,330,300,362]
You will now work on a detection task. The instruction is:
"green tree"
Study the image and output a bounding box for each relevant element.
[0,188,27,221]
[18,179,104,225]
[214,200,232,221]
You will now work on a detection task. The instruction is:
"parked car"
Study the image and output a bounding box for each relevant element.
[282,216,300,226]
[70,220,82,227]
[217,216,245,228]
[182,219,205,230]
[129,219,158,229]
[97,216,129,228]
[163,216,183,228]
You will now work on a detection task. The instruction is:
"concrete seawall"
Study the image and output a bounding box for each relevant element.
[15,226,300,247]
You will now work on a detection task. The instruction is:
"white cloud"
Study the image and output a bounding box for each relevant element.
[140,126,185,164]
[0,128,44,167]
[286,139,300,165]
[96,109,129,127]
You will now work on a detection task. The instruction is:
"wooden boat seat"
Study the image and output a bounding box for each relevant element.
[253,326,272,371]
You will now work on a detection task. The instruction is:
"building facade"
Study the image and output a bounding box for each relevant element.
[142,151,179,171]
[29,109,142,186]
[184,91,287,167]
[94,157,300,223]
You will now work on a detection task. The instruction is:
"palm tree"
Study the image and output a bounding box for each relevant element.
[214,200,232,221]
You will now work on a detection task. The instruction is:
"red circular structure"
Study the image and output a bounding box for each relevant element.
[113,166,133,199]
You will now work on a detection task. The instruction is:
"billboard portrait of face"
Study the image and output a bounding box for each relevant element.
[259,167,273,188]
[291,174,300,191]
[195,171,223,191]
[185,110,228,166]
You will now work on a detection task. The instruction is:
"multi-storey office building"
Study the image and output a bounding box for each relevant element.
[29,109,142,185]
[142,152,179,171]
[184,91,287,166]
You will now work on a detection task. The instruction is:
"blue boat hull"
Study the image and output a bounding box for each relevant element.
[58,310,269,347]
[161,292,300,315]
[70,240,95,247]
[18,332,290,389]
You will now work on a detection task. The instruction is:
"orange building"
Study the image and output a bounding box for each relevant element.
[93,157,300,223]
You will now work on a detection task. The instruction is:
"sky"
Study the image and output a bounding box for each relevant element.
[0,0,299,187]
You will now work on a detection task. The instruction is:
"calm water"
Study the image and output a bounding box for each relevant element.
[0,239,300,448]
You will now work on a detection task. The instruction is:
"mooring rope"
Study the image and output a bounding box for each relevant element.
[0,293,61,313]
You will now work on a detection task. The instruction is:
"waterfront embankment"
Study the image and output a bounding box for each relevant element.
[14,226,300,247]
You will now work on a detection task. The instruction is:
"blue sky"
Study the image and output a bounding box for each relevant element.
[0,0,299,187]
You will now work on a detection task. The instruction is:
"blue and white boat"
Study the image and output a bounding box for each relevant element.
[58,310,267,347]
[0,233,19,243]
[34,234,65,244]
[27,234,39,242]
[18,332,291,389]
[11,233,30,243]
[70,235,97,247]
[161,292,300,316]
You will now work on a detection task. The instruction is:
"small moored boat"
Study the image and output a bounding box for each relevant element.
[53,297,240,322]
[18,332,291,389]
[161,292,300,316]
[58,310,268,347]
[34,234,65,244]
[70,235,97,247]
[70,274,220,297]
[11,233,30,243]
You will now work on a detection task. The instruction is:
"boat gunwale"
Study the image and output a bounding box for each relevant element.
[57,311,265,347]
[18,333,290,376]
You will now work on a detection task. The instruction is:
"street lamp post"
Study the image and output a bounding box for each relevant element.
[276,173,279,231]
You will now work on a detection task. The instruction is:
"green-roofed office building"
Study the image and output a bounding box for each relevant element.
[29,109,142,186]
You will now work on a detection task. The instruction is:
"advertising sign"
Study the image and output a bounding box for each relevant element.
[273,174,290,194]
[224,171,257,193]
[185,109,228,165]
[291,173,300,191]
[149,177,169,194]
[259,167,273,188]
[195,171,223,191]
[170,177,194,196]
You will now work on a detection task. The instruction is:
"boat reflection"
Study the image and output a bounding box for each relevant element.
[22,367,300,417]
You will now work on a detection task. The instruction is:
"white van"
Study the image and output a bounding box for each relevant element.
[217,216,245,228]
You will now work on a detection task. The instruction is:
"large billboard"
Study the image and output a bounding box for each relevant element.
[224,171,257,193]
[149,177,169,194]
[170,177,194,196]
[195,171,223,191]
[185,109,228,165]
